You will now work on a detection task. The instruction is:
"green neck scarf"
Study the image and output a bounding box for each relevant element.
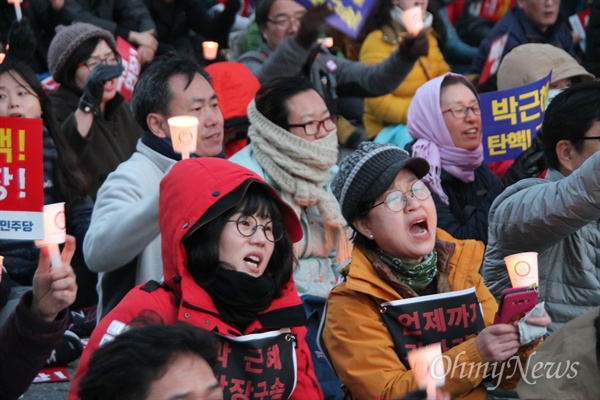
[377,248,438,292]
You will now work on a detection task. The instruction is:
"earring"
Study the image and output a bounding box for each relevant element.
[370,235,374,239]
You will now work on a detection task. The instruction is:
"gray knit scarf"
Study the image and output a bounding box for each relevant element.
[247,100,351,263]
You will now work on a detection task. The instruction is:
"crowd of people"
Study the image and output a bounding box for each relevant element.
[1,0,600,399]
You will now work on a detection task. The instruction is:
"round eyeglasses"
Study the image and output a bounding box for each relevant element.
[370,180,431,212]
[288,116,338,136]
[227,215,283,242]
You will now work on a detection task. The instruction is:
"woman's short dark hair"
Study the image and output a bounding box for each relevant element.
[184,184,295,296]
[255,76,319,131]
[58,36,118,92]
[0,61,88,203]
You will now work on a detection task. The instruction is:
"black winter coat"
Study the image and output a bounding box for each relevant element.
[433,164,504,244]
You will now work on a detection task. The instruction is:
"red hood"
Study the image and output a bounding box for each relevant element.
[159,158,302,295]
[205,62,260,121]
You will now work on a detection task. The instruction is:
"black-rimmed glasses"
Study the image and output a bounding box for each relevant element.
[288,116,338,136]
[369,180,431,212]
[226,215,283,242]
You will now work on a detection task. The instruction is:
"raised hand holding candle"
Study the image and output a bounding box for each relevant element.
[401,6,423,36]
[34,203,66,268]
[504,252,539,288]
[8,0,22,22]
[202,41,219,60]
[168,116,199,160]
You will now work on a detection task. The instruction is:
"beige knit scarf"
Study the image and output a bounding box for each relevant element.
[247,100,351,264]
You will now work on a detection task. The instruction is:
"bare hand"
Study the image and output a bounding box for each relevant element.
[475,324,520,363]
[521,309,551,328]
[49,0,65,11]
[136,45,156,65]
[30,235,77,322]
[134,29,158,49]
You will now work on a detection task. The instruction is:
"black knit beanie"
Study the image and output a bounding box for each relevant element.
[331,142,430,225]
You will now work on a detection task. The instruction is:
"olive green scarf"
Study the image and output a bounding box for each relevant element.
[377,248,438,292]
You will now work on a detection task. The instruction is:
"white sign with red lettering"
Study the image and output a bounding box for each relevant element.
[116,37,141,102]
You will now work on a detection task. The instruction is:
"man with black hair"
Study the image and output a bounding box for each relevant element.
[83,52,224,321]
[78,322,222,400]
[482,81,600,333]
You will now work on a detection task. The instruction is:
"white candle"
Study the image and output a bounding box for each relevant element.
[167,116,199,160]
[407,343,445,393]
[202,41,219,60]
[8,0,22,22]
[504,252,539,288]
[34,203,66,268]
[47,243,62,269]
[402,6,423,36]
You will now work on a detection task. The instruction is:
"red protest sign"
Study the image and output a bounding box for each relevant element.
[0,117,44,240]
[479,0,514,22]
[116,37,141,102]
[33,367,71,383]
[478,33,509,86]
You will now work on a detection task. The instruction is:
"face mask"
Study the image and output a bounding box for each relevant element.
[546,88,565,108]
[390,6,433,31]
[390,5,405,26]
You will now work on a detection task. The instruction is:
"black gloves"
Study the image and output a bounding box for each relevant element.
[296,4,334,49]
[399,29,429,61]
[5,17,36,65]
[78,64,124,115]
[502,132,547,187]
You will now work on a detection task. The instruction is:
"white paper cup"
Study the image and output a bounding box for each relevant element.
[34,202,66,268]
[402,6,424,36]
[168,115,199,160]
[504,252,538,288]
[407,343,445,392]
[34,202,66,247]
[202,41,219,60]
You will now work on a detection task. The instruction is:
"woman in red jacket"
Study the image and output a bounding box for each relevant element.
[69,158,323,400]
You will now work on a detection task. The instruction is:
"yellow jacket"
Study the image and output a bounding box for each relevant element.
[359,24,450,139]
[322,229,538,400]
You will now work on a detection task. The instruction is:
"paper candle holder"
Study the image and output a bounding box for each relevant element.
[168,115,199,160]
